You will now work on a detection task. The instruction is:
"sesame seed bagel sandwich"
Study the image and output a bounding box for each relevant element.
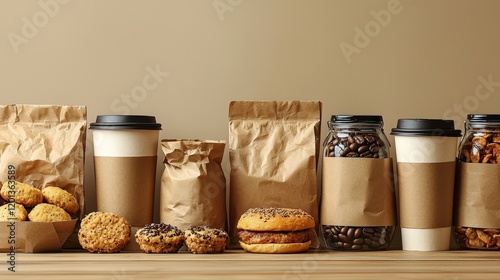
[237,207,315,253]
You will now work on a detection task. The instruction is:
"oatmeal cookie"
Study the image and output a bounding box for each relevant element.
[0,203,28,221]
[42,186,79,215]
[78,212,131,253]
[28,203,71,222]
[0,181,43,208]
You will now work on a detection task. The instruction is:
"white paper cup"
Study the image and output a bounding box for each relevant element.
[391,119,460,251]
[90,115,161,228]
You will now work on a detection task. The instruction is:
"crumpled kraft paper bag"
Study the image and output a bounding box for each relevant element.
[228,101,322,248]
[0,104,86,250]
[0,220,77,253]
[160,139,226,231]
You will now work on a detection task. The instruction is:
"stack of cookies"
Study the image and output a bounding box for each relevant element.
[0,181,78,222]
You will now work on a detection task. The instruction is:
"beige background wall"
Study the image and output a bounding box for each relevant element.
[2,0,500,247]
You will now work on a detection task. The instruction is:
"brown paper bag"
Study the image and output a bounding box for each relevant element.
[0,104,86,251]
[160,139,226,231]
[0,220,77,253]
[228,101,322,248]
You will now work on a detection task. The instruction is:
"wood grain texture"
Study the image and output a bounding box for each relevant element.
[1,250,500,279]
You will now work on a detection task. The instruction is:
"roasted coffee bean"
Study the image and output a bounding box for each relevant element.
[351,244,362,250]
[369,143,379,153]
[339,147,351,157]
[354,228,362,238]
[322,225,394,251]
[347,228,355,240]
[349,143,359,151]
[339,234,349,243]
[360,151,373,158]
[363,228,374,234]
[353,135,366,145]
[363,238,372,246]
[326,133,386,158]
[364,135,376,143]
[340,227,348,235]
[353,238,364,245]
[358,145,369,153]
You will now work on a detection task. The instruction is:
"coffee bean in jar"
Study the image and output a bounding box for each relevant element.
[320,115,396,251]
[455,114,500,250]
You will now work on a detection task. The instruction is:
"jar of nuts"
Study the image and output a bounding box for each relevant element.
[321,115,396,251]
[455,114,500,250]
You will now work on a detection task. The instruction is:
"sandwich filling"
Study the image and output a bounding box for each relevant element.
[237,229,310,244]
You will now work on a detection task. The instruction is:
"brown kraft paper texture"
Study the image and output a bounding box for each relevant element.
[455,162,500,228]
[228,101,321,248]
[160,140,226,231]
[321,157,396,226]
[94,156,156,227]
[0,105,86,251]
[0,220,77,253]
[397,162,456,229]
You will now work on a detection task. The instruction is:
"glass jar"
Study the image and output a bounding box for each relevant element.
[321,115,395,251]
[455,114,500,250]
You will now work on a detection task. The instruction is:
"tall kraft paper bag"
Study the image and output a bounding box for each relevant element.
[228,101,322,248]
[160,140,226,231]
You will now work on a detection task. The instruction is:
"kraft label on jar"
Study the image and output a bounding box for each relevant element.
[321,157,396,226]
[455,162,500,228]
[398,161,456,229]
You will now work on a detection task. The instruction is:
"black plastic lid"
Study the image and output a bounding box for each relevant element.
[330,115,383,124]
[391,119,461,137]
[89,115,162,130]
[467,114,500,124]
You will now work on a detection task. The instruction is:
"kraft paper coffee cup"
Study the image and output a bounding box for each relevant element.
[90,115,161,228]
[391,119,461,251]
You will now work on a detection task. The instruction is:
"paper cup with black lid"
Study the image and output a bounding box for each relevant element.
[90,115,161,227]
[391,119,461,251]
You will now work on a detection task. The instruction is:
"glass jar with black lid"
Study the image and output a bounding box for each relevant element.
[455,114,500,250]
[320,115,396,251]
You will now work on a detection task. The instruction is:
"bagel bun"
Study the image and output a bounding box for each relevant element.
[239,241,312,254]
[237,208,315,231]
[237,208,315,254]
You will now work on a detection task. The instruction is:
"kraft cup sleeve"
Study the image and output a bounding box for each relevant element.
[95,156,156,227]
[320,157,397,226]
[0,220,77,253]
[454,162,500,228]
[397,162,456,229]
[228,101,321,249]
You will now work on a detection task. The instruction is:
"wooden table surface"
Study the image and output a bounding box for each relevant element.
[2,249,500,279]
